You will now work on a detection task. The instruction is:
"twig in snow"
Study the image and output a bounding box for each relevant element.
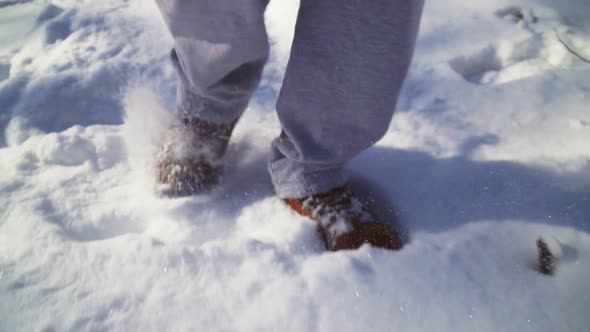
[537,237,555,276]
[554,28,590,64]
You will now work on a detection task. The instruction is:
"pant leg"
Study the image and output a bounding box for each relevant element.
[155,0,269,124]
[270,0,425,198]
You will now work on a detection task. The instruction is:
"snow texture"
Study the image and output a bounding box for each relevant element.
[1,0,589,331]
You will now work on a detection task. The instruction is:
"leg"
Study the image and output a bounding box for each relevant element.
[270,0,424,198]
[155,0,269,123]
[154,0,269,196]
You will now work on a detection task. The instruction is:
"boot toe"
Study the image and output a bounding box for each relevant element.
[331,222,403,251]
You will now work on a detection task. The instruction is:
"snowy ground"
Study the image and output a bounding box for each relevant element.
[1,0,590,331]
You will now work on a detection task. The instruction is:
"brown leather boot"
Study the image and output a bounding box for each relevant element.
[285,187,403,251]
[156,115,236,197]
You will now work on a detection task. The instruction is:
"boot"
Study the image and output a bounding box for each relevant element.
[285,187,403,251]
[156,115,235,197]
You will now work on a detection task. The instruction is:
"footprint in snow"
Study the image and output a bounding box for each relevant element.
[449,6,585,86]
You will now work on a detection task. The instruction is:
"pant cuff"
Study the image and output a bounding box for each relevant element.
[268,142,349,199]
[176,82,244,124]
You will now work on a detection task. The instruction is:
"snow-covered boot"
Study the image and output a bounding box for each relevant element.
[285,187,403,251]
[156,115,236,197]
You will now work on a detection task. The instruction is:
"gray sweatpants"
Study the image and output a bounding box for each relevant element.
[155,0,424,198]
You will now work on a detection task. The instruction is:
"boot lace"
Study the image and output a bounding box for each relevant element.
[301,188,370,238]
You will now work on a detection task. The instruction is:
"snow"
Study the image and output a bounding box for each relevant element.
[1,0,589,331]
[36,130,97,166]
